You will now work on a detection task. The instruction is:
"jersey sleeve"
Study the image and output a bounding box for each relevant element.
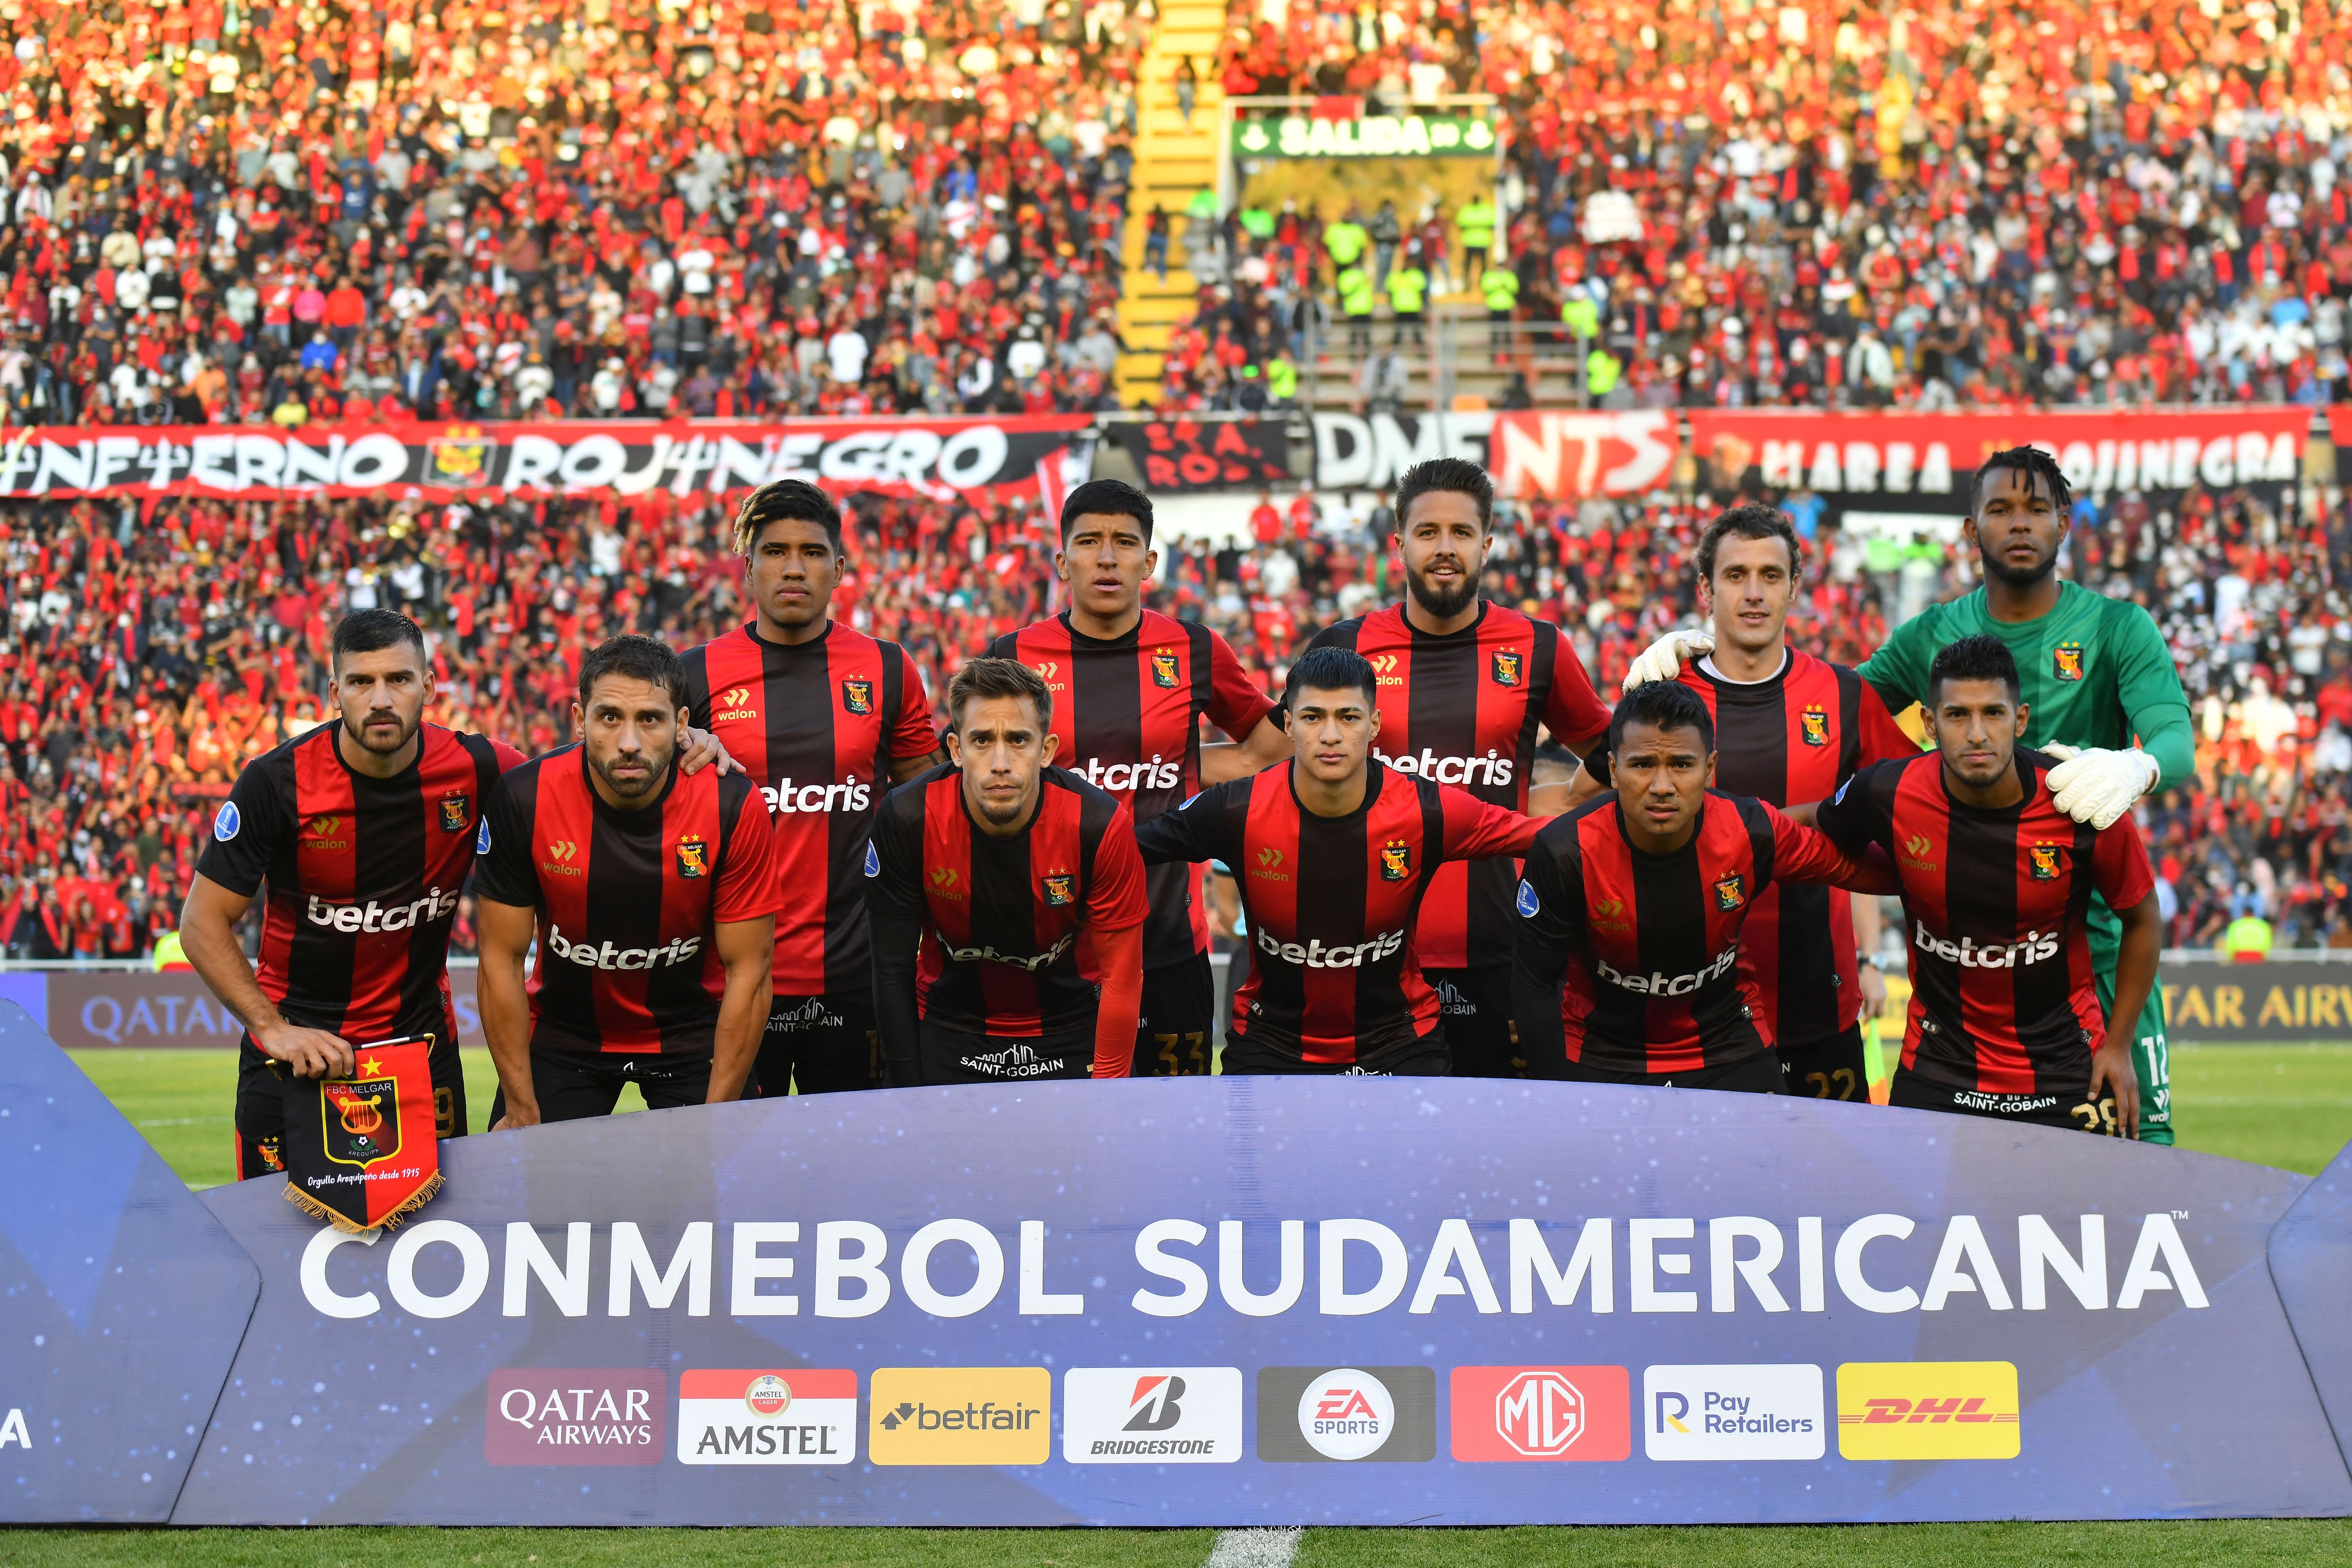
[491,739,529,774]
[1812,760,1893,860]
[470,771,542,909]
[2104,598,2195,791]
[1086,806,1149,932]
[713,783,786,923]
[1509,823,1584,1080]
[1543,634,1612,751]
[1759,801,1871,888]
[1203,629,1276,739]
[1132,781,1240,866]
[1855,679,1920,768]
[1857,606,1935,716]
[1438,783,1543,860]
[859,790,928,922]
[193,757,287,899]
[2090,816,2158,911]
[886,646,941,765]
[681,647,713,729]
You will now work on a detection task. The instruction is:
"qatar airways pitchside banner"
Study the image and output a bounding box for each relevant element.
[0,416,1092,502]
[142,1075,2352,1527]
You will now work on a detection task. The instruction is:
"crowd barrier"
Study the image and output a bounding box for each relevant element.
[6,1001,2352,1526]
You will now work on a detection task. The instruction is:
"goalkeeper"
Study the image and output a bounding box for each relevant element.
[1621,447,2193,1142]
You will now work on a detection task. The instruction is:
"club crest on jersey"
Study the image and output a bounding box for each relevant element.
[2053,642,2085,682]
[841,678,875,715]
[1380,840,1413,881]
[675,834,710,879]
[2029,843,2065,880]
[1490,648,1523,687]
[1715,873,1746,911]
[1151,651,1181,688]
[1042,871,1075,907]
[1801,705,1829,747]
[439,792,471,833]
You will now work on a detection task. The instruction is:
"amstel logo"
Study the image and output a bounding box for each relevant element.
[1835,1362,2020,1460]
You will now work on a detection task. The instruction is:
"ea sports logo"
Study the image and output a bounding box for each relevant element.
[1298,1368,1394,1460]
[745,1374,793,1419]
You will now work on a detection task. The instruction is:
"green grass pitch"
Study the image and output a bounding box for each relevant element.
[15,1044,2351,1564]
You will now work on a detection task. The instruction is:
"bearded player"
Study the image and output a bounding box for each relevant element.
[1622,448,2192,1143]
[1302,457,1611,1077]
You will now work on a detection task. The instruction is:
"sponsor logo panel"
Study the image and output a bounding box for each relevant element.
[1256,1366,1437,1463]
[677,1368,859,1465]
[868,1368,1050,1466]
[1062,1367,1243,1463]
[486,1369,665,1465]
[1836,1362,2021,1460]
[1642,1364,1824,1461]
[1449,1365,1631,1462]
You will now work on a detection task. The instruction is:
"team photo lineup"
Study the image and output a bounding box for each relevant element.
[180,444,2183,1169]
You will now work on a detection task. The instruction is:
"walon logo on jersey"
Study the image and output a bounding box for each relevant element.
[677,1368,859,1465]
[1836,1362,2021,1461]
[869,1368,1050,1466]
[299,814,347,850]
[714,686,760,722]
[1062,1368,1242,1463]
[1152,650,1182,688]
[1801,704,1830,747]
[1257,1366,1436,1462]
[1451,1366,1631,1462]
[1591,895,1630,934]
[541,839,585,877]
[486,1369,664,1465]
[1643,1364,1823,1461]
[1899,833,1937,871]
[1251,845,1290,883]
[1369,652,1402,685]
[929,866,963,900]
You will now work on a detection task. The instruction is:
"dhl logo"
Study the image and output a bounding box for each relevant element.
[1845,1398,2015,1426]
[1836,1362,2020,1461]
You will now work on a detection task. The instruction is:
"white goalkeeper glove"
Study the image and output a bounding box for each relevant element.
[2040,743,2161,830]
[1620,627,1715,693]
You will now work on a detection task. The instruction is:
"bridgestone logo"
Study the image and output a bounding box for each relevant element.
[1090,1438,1215,1455]
[549,923,703,970]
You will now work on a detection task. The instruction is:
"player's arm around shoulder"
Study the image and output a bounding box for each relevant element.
[1133,776,1243,865]
[1508,816,1583,1080]
[1435,779,1545,860]
[1759,798,1898,895]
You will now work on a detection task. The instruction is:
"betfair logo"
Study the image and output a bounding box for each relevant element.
[714,686,759,721]
[1899,833,1936,871]
[1251,845,1290,883]
[542,840,585,878]
[870,1368,1050,1466]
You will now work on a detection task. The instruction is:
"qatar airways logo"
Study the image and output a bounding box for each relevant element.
[1073,755,1183,793]
[305,888,460,934]
[762,777,873,815]
[1596,945,1739,996]
[943,932,1077,971]
[548,924,704,971]
[1915,924,2061,969]
[1256,926,1405,970]
[1376,747,1515,788]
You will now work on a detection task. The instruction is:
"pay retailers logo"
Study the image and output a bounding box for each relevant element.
[677,1368,859,1465]
[1644,1364,1824,1462]
[1062,1367,1243,1463]
[868,1367,1050,1466]
[1257,1366,1437,1463]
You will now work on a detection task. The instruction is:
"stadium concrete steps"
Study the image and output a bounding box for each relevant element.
[1116,0,1230,404]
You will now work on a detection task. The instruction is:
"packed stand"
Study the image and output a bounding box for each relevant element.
[0,0,1145,427]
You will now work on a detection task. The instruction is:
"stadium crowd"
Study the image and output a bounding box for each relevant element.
[2,464,2349,961]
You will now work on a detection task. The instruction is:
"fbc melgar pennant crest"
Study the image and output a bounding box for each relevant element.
[280,1036,443,1232]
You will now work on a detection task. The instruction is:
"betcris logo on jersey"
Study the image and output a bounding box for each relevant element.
[1914,922,2060,968]
[1256,926,1405,970]
[548,924,703,971]
[305,887,461,933]
[1072,754,1183,793]
[1375,746,1514,787]
[763,776,874,814]
[1062,1368,1242,1463]
[1644,1364,1824,1461]
[1595,944,1739,996]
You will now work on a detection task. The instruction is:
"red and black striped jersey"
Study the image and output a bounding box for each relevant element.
[987,611,1274,968]
[1814,748,2155,1096]
[1513,791,1864,1076]
[472,746,785,1056]
[1679,649,1917,1047]
[861,764,1147,1039]
[1305,602,1610,971]
[679,621,937,997]
[1134,762,1539,1067]
[195,721,520,1045]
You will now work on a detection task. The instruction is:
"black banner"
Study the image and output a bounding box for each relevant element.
[1104,418,1292,491]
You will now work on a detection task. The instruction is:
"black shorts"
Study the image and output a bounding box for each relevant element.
[1135,952,1217,1076]
[235,1028,466,1182]
[750,992,882,1096]
[1555,1049,1783,1094]
[1221,1027,1451,1078]
[1889,1067,2121,1134]
[1425,965,1524,1079]
[1780,1024,1868,1101]
[488,1047,714,1125]
[919,1022,1093,1084]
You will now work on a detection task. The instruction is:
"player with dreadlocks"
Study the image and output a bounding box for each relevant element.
[678,479,947,1095]
[1621,446,2194,1139]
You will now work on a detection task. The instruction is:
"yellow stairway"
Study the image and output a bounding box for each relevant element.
[1114,0,1227,405]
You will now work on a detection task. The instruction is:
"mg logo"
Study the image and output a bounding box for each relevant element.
[1494,1371,1585,1458]
[721,686,753,708]
[546,840,579,862]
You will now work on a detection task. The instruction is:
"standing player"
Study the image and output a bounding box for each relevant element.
[1807,636,2159,1135]
[681,479,943,1097]
[862,658,1148,1084]
[1303,457,1612,1077]
[1622,449,2192,1141]
[1607,505,1917,1099]
[1512,683,1891,1090]
[1134,647,1543,1076]
[987,478,1283,1077]
[473,636,783,1124]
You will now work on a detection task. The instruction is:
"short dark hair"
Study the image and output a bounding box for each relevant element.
[732,478,843,556]
[1608,679,1715,756]
[331,608,426,671]
[1283,645,1377,708]
[1927,633,2022,705]
[1695,503,1801,583]
[576,634,688,711]
[1970,444,2073,518]
[1059,477,1154,543]
[1393,457,1493,534]
[948,657,1053,733]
